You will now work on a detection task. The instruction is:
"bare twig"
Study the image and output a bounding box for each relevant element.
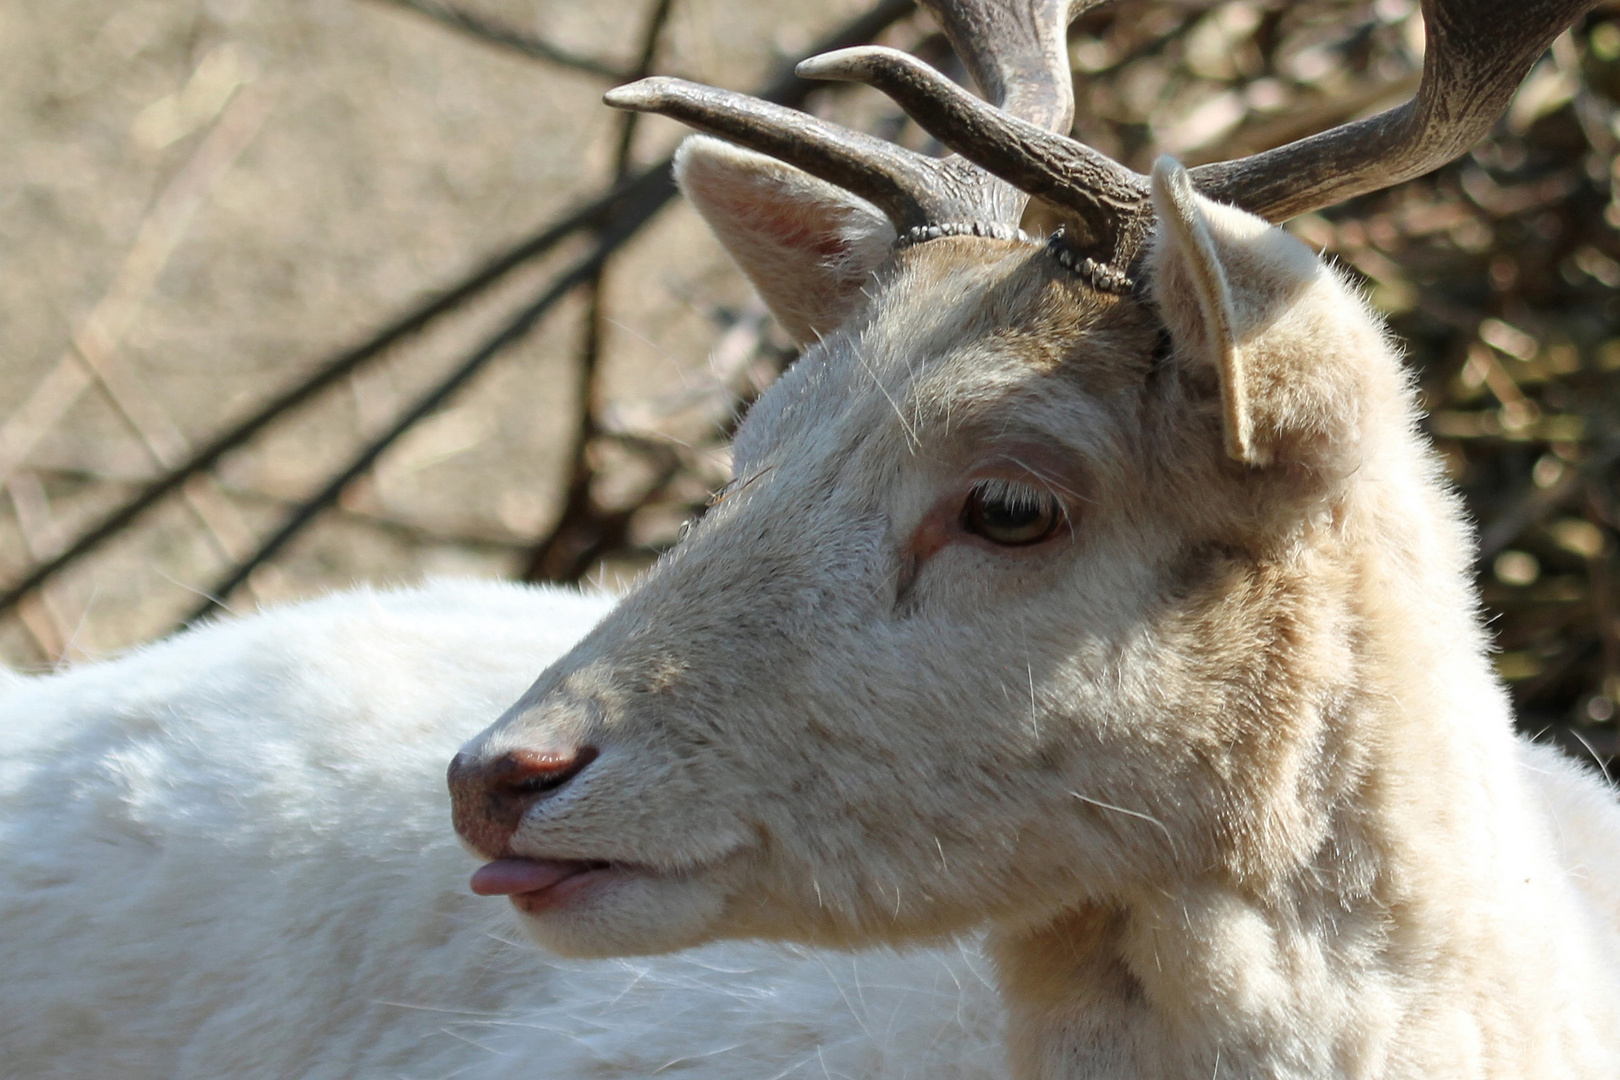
[0,164,668,616]
[0,365,93,496]
[1587,482,1620,706]
[27,456,535,550]
[613,0,676,174]
[0,79,275,488]
[0,0,918,623]
[519,0,915,582]
[1477,437,1620,561]
[184,184,676,623]
[366,0,630,79]
[524,0,676,584]
[0,78,275,648]
[4,473,74,661]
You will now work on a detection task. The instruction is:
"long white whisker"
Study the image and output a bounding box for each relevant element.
[854,351,920,451]
[1069,790,1176,850]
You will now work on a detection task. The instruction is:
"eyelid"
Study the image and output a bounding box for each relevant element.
[963,471,1075,519]
[969,444,1087,506]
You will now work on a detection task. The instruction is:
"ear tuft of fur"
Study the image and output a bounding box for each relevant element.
[674,136,896,344]
[1148,155,1389,480]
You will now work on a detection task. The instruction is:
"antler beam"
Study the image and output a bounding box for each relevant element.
[826,0,1600,267]
[612,0,1598,284]
[918,0,1084,134]
[603,77,1015,230]
[796,45,1149,250]
[1192,0,1602,220]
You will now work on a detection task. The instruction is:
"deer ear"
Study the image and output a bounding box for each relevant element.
[674,135,896,344]
[1148,156,1378,474]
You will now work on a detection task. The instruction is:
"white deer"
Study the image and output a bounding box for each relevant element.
[3,1,1618,1077]
[447,0,1620,1077]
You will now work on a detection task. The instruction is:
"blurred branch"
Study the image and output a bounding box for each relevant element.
[1478,437,1620,560]
[181,0,918,622]
[614,0,676,173]
[0,164,668,617]
[181,187,673,624]
[365,0,631,79]
[4,474,75,662]
[0,79,276,647]
[0,80,275,488]
[524,0,675,584]
[0,0,918,622]
[27,457,536,551]
[522,0,917,583]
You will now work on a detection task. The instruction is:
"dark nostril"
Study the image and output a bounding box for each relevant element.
[493,747,600,797]
[448,746,599,858]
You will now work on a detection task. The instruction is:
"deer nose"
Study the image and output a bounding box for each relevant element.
[447,746,599,859]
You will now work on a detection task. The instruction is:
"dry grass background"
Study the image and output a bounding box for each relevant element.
[1,0,1617,758]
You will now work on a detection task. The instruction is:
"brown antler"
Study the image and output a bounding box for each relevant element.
[602,79,1021,231]
[1191,0,1600,219]
[921,0,1079,135]
[795,44,1150,252]
[816,0,1599,268]
[604,0,1090,234]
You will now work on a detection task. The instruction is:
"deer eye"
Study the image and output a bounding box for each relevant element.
[960,480,1065,547]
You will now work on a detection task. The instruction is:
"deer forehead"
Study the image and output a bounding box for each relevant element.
[732,239,1161,495]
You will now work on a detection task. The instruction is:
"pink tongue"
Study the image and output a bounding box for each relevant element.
[469,858,581,897]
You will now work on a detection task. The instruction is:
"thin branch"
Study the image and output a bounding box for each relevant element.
[1477,435,1620,560]
[0,165,668,617]
[524,0,676,584]
[5,473,73,661]
[0,0,917,621]
[518,0,915,582]
[27,458,535,550]
[365,0,630,80]
[184,181,676,624]
[0,79,276,487]
[613,0,676,177]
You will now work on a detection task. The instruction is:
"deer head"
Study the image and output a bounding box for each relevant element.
[448,0,1597,967]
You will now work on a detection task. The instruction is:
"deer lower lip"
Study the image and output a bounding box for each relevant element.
[469,857,614,912]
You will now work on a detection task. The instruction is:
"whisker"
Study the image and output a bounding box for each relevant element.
[1069,790,1176,851]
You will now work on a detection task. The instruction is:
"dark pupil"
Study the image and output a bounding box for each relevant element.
[984,499,1042,529]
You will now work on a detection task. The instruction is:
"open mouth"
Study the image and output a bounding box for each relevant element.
[469,858,615,914]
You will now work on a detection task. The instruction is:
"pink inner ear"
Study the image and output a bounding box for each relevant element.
[703,182,852,261]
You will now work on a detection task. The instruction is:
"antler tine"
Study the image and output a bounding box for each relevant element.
[605,0,1104,239]
[797,0,1156,257]
[604,78,1018,231]
[808,0,1600,271]
[914,0,1083,135]
[1191,0,1602,221]
[797,46,1149,249]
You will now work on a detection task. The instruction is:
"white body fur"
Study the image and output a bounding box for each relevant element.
[449,143,1620,1078]
[0,581,1005,1079]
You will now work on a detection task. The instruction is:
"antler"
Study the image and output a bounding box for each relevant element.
[603,79,1009,231]
[610,0,1597,284]
[795,44,1149,252]
[921,0,1080,135]
[815,0,1599,267]
[605,0,1092,235]
[1191,0,1600,220]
